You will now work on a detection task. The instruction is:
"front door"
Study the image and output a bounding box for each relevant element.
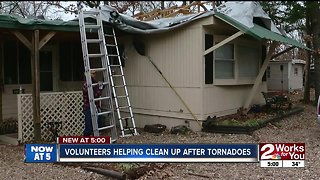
[40,50,53,91]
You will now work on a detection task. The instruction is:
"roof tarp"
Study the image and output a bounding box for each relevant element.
[97,2,309,50]
[0,14,79,31]
[0,1,309,50]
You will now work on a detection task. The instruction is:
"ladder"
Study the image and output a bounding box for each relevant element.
[78,7,138,139]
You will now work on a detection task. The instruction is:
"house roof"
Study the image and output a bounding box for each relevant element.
[101,2,309,50]
[0,14,79,31]
[0,1,309,51]
[214,12,309,50]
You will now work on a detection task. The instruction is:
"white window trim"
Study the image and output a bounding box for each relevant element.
[212,35,262,85]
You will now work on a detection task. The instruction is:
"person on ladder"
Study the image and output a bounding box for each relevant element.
[82,70,104,136]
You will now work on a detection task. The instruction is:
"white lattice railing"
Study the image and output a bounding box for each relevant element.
[17,91,84,143]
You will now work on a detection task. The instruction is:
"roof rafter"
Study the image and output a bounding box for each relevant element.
[133,1,215,21]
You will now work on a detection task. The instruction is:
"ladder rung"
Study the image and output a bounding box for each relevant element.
[109,65,121,67]
[111,138,117,143]
[117,106,130,109]
[106,44,117,47]
[105,34,114,37]
[120,117,132,120]
[90,68,107,72]
[87,39,103,43]
[113,85,125,88]
[92,82,109,86]
[94,96,111,101]
[115,95,127,98]
[123,128,137,131]
[88,54,104,58]
[85,25,101,29]
[120,134,134,137]
[98,125,115,131]
[98,110,113,116]
[108,54,119,57]
[111,74,123,77]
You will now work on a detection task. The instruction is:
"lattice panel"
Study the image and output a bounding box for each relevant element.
[18,91,84,143]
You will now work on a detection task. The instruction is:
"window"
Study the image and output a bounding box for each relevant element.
[205,34,213,84]
[3,40,31,84]
[4,41,17,84]
[238,45,259,78]
[19,43,31,84]
[294,67,298,76]
[215,43,234,79]
[59,42,84,81]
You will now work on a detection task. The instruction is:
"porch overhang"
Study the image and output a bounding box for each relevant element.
[212,12,310,113]
[214,11,310,51]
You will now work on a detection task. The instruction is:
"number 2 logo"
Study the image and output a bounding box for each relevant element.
[260,144,274,160]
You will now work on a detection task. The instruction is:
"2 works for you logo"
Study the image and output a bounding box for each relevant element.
[259,143,305,160]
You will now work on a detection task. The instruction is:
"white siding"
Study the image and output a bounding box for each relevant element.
[123,20,204,121]
[289,64,304,91]
[203,83,266,118]
[267,63,289,91]
[2,84,33,120]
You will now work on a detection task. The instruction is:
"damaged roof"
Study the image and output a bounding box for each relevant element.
[0,1,309,50]
[93,1,309,50]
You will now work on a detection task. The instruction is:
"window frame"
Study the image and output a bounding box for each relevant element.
[2,40,32,85]
[203,34,263,86]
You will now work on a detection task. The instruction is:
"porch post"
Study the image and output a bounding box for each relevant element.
[31,30,41,142]
[13,30,56,142]
[243,41,277,113]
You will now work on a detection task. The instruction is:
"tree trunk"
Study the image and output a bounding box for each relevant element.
[160,1,164,10]
[182,1,186,6]
[310,1,320,103]
[304,40,311,103]
[304,4,312,103]
[0,43,3,124]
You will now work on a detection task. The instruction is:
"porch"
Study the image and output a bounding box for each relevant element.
[0,91,84,144]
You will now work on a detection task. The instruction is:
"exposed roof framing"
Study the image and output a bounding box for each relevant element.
[132,1,215,21]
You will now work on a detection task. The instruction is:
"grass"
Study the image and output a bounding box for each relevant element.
[216,119,261,127]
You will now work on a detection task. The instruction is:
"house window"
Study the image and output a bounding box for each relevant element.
[3,41,17,84]
[19,43,31,84]
[238,45,259,78]
[3,40,31,84]
[267,66,271,78]
[294,67,298,76]
[215,43,234,79]
[59,42,83,81]
[205,34,213,84]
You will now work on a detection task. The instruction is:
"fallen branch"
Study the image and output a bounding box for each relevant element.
[83,166,126,180]
[187,172,210,178]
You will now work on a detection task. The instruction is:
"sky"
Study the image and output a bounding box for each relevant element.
[46,1,80,21]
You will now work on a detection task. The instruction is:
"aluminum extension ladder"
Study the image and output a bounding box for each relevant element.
[78,7,138,140]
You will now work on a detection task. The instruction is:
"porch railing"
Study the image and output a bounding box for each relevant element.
[17,91,84,143]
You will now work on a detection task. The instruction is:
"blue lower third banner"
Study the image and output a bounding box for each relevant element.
[25,144,57,163]
[58,144,258,162]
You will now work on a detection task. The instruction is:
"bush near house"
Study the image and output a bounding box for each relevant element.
[0,119,17,135]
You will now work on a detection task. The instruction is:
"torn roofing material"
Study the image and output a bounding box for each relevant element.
[0,1,309,50]
[96,2,308,50]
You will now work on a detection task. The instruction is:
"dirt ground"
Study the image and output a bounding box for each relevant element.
[0,90,319,180]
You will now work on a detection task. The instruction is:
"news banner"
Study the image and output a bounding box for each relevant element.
[24,136,305,167]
